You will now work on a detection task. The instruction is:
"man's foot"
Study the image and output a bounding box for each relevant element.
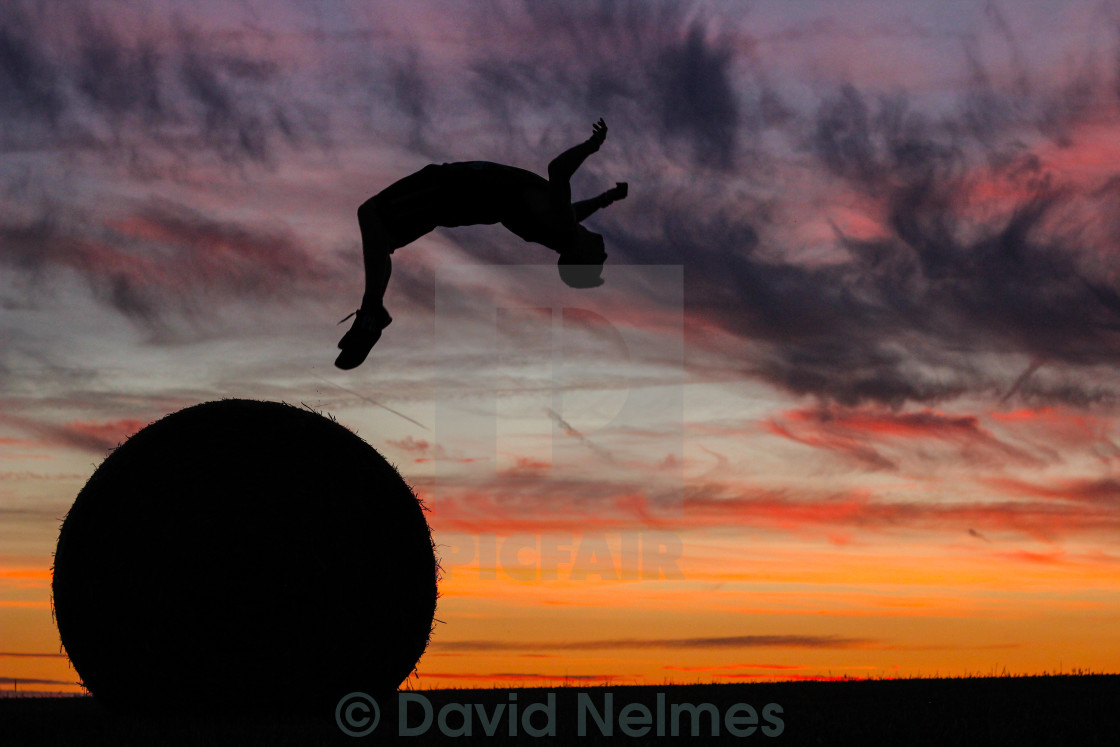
[334,307,392,370]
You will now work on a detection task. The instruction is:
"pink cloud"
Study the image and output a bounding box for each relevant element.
[766,405,1040,470]
[420,462,1120,541]
[62,418,147,451]
[986,476,1120,505]
[995,549,1067,565]
[499,456,551,477]
[765,417,897,471]
[682,484,1120,541]
[0,414,146,454]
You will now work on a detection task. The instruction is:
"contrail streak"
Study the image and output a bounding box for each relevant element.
[310,371,430,431]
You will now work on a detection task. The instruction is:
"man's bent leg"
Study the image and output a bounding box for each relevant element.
[357,198,395,315]
[335,199,396,369]
[336,165,449,368]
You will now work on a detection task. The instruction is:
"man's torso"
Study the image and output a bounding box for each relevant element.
[374,161,576,251]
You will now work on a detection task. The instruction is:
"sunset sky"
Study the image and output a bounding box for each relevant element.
[4,0,1120,694]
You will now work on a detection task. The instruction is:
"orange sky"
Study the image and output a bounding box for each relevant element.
[4,0,1120,696]
[7,396,1120,693]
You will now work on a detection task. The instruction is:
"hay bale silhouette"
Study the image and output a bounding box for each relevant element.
[51,399,437,713]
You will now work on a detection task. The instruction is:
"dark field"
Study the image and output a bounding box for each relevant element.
[3,675,1117,746]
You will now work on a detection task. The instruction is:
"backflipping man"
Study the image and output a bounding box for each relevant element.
[335,118,628,369]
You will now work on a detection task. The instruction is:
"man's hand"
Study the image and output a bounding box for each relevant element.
[609,182,628,201]
[589,118,607,148]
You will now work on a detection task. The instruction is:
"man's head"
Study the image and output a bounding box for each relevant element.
[558,226,607,288]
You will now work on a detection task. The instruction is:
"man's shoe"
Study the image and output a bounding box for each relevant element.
[334,307,392,370]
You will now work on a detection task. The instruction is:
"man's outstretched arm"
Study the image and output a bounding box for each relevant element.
[548,118,608,184]
[573,182,628,223]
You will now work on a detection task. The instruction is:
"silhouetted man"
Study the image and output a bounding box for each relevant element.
[335,118,628,369]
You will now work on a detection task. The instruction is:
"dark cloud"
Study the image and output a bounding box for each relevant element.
[609,200,961,406]
[463,1,746,172]
[392,48,432,152]
[0,4,64,128]
[422,671,622,682]
[881,178,1120,373]
[0,677,77,686]
[0,652,68,658]
[0,2,329,166]
[487,5,1115,408]
[171,22,318,165]
[654,23,740,168]
[814,85,882,185]
[603,67,1120,407]
[75,12,165,126]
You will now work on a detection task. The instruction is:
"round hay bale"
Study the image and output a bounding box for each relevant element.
[51,399,437,713]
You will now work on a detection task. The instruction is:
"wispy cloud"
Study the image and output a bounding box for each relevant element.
[545,407,617,464]
[664,663,808,672]
[0,199,334,328]
[418,672,622,683]
[766,405,1042,470]
[0,414,144,454]
[968,528,991,542]
[421,460,1120,540]
[987,476,1120,505]
[432,634,874,652]
[456,1,1120,407]
[0,676,77,686]
[0,1,329,166]
[680,482,1120,541]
